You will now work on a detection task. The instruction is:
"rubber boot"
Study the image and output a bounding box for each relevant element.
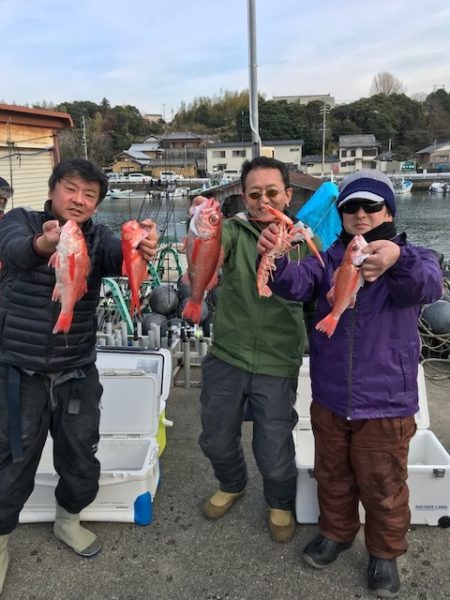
[0,534,10,595]
[53,504,101,557]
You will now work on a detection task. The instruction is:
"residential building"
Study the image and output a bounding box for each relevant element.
[415,141,450,171]
[110,139,163,175]
[143,113,163,123]
[207,139,303,175]
[338,134,379,173]
[0,103,72,210]
[301,154,339,177]
[273,93,335,108]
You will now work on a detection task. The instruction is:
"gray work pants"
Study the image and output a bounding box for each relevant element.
[199,354,298,510]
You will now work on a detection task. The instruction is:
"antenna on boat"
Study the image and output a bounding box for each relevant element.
[247,0,261,158]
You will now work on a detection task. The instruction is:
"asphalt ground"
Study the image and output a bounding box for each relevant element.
[3,361,450,600]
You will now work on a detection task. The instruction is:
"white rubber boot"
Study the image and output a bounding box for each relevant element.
[0,534,10,595]
[53,504,101,557]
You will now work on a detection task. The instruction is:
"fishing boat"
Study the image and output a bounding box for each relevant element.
[428,181,448,193]
[109,189,142,199]
[392,176,413,194]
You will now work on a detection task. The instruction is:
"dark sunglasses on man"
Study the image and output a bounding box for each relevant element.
[340,200,385,214]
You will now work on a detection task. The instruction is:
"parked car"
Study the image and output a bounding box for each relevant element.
[159,171,179,183]
[127,172,152,183]
[106,172,129,183]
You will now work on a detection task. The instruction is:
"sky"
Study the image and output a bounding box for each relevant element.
[1,0,449,118]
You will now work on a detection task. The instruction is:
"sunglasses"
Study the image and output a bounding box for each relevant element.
[247,189,284,200]
[341,201,385,214]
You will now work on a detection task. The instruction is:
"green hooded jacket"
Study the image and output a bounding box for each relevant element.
[209,212,317,378]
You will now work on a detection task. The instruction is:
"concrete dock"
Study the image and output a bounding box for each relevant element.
[3,361,450,600]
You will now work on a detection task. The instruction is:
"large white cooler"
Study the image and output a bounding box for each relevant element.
[294,358,450,527]
[20,348,172,526]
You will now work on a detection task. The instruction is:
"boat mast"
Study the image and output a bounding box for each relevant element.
[247,0,261,158]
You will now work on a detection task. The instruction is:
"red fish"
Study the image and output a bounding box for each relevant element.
[315,234,368,338]
[182,198,223,324]
[121,219,150,317]
[49,219,91,334]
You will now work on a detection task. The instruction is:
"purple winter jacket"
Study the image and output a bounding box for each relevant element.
[269,234,443,420]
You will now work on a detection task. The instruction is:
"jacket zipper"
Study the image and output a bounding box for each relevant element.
[346,307,358,420]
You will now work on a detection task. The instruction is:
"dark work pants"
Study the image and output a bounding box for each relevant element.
[310,401,417,559]
[0,363,103,535]
[199,354,298,511]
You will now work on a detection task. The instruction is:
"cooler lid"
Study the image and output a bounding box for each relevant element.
[415,363,430,430]
[294,359,429,430]
[295,357,313,430]
[96,347,172,404]
[98,371,160,437]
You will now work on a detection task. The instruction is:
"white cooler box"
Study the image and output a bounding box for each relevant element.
[20,348,172,526]
[294,358,450,527]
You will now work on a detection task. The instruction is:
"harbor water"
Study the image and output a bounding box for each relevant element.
[94,190,450,261]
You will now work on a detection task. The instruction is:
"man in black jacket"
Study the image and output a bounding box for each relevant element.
[0,159,158,595]
[0,177,13,218]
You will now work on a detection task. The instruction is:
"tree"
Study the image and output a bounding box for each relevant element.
[370,72,405,96]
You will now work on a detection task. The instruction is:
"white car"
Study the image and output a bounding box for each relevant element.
[127,173,152,183]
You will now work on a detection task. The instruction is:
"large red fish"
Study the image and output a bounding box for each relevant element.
[182,198,223,324]
[49,219,91,334]
[121,219,150,317]
[315,234,368,338]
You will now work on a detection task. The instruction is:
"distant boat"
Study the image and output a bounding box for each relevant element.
[428,181,448,193]
[392,176,413,194]
[109,189,141,199]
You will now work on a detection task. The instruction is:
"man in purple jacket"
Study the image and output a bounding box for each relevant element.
[257,170,443,598]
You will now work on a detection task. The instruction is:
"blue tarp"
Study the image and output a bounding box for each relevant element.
[296,181,341,250]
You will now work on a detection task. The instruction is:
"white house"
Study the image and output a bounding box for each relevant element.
[338,134,380,174]
[206,139,303,176]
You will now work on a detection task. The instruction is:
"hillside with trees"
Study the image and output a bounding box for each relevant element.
[39,78,450,167]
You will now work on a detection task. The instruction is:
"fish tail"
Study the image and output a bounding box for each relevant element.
[129,293,141,317]
[53,312,73,334]
[315,314,338,338]
[182,299,203,324]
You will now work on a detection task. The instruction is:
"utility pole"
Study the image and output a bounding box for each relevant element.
[247,0,261,158]
[81,115,88,160]
[320,103,330,178]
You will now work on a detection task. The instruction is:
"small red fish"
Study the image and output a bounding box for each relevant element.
[182,198,223,324]
[121,219,150,316]
[315,234,368,338]
[49,219,91,334]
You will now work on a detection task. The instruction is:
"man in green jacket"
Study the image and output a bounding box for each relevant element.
[199,156,319,542]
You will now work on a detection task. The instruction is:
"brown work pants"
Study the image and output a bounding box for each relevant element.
[310,401,416,559]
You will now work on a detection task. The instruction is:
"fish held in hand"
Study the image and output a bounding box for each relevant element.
[49,219,91,334]
[121,219,150,317]
[182,198,223,324]
[315,234,368,338]
[256,205,324,298]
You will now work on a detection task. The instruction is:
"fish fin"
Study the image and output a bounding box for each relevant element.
[182,299,203,324]
[205,271,219,291]
[315,314,338,338]
[48,252,59,268]
[51,285,60,301]
[326,285,336,306]
[53,312,73,334]
[122,261,128,277]
[68,254,76,280]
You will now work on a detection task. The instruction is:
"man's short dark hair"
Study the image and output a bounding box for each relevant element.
[48,159,109,204]
[240,156,291,192]
[0,177,13,203]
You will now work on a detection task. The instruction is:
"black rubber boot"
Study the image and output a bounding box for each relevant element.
[302,534,352,569]
[367,555,400,598]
